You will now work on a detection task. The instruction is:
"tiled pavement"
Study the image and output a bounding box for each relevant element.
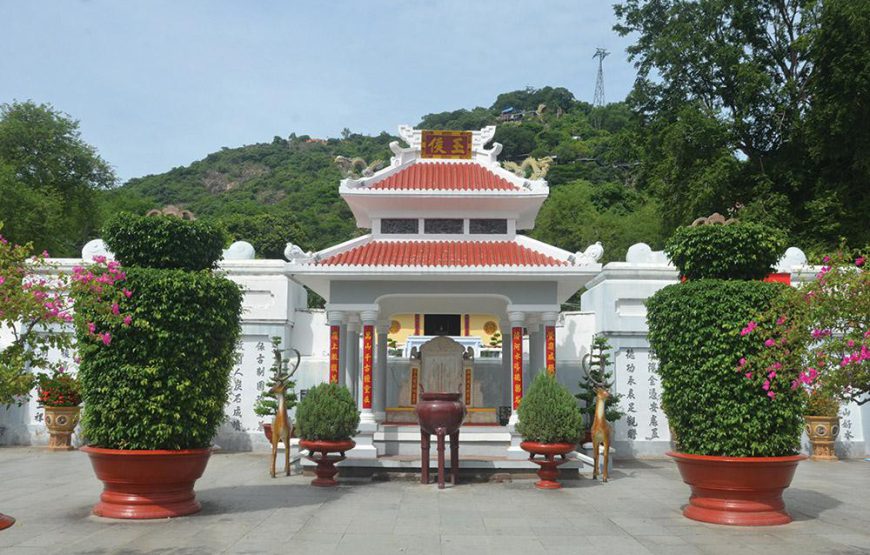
[1,447,869,554]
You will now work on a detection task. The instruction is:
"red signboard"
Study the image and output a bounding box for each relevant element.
[362,325,374,409]
[421,130,472,159]
[464,368,472,407]
[329,325,340,384]
[512,327,523,409]
[410,367,419,405]
[545,325,556,375]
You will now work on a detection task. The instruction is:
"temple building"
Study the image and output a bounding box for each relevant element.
[286,125,602,458]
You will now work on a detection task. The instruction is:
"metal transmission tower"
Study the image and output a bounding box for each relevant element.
[592,48,610,128]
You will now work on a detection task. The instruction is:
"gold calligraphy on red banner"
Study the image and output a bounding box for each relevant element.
[362,325,374,409]
[421,130,472,159]
[464,368,472,407]
[329,325,340,384]
[512,327,523,409]
[545,325,556,375]
[410,367,419,405]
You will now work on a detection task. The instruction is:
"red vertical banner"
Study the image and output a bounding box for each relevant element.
[463,314,470,336]
[329,325,340,384]
[362,325,374,409]
[512,327,523,409]
[410,367,419,405]
[414,314,421,335]
[545,325,556,375]
[464,368,472,406]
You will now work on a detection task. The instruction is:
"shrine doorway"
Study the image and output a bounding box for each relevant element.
[424,314,461,336]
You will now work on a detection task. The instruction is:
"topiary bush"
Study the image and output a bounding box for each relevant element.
[517,373,583,444]
[647,280,803,456]
[103,213,226,271]
[295,383,359,441]
[665,223,786,280]
[72,215,242,450]
[74,266,242,449]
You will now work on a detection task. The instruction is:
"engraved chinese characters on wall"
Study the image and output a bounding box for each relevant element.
[613,347,670,443]
[227,336,272,433]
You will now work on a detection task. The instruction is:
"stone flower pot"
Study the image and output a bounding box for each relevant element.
[299,439,355,487]
[81,446,211,519]
[43,406,81,451]
[804,416,839,461]
[520,441,576,489]
[668,451,806,525]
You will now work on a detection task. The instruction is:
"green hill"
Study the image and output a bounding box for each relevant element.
[101,86,662,264]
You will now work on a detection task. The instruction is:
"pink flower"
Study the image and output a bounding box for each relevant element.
[101,332,112,346]
[0,276,5,286]
[123,315,132,326]
[87,322,96,334]
[123,289,132,298]
[764,338,776,348]
[823,255,831,264]
[776,315,787,325]
[857,256,865,267]
[740,321,758,336]
[768,371,777,379]
[762,380,771,391]
[93,255,106,264]
[41,250,49,258]
[791,380,799,390]
[745,372,753,380]
[737,357,747,367]
[111,303,120,315]
[768,391,776,400]
[847,339,855,348]
[773,362,782,370]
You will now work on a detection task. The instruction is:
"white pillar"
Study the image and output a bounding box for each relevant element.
[359,310,379,426]
[348,312,380,459]
[507,311,525,426]
[346,314,360,403]
[375,321,390,422]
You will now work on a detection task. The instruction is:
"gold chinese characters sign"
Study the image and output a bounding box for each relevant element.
[421,130,472,159]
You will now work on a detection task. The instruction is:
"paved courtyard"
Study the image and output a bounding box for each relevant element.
[1,447,869,555]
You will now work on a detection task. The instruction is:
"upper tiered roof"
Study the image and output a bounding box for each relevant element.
[369,161,519,192]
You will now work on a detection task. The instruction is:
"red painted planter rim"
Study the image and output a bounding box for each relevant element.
[81,446,212,456]
[520,441,576,455]
[667,451,807,464]
[299,439,355,451]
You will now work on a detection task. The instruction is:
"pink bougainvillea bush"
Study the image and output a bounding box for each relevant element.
[0,229,74,404]
[741,248,868,408]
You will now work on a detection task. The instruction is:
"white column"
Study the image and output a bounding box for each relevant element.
[375,321,390,422]
[359,310,379,426]
[507,311,525,426]
[338,322,347,387]
[346,314,360,403]
[528,322,542,384]
[349,312,380,459]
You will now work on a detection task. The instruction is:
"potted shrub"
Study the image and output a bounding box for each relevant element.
[295,382,359,487]
[71,213,242,519]
[36,368,82,450]
[803,388,840,461]
[647,222,807,526]
[517,373,584,489]
[576,335,623,443]
[0,228,74,529]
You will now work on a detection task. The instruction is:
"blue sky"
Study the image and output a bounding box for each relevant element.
[0,1,637,182]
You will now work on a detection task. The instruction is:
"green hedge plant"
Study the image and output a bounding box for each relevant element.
[103,213,226,271]
[295,383,359,441]
[517,373,583,444]
[72,214,242,450]
[665,223,786,280]
[646,222,804,457]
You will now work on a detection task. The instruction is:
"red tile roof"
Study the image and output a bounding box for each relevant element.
[317,240,567,267]
[370,162,519,191]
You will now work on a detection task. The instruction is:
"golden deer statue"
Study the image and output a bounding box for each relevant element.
[591,387,611,482]
[269,341,301,478]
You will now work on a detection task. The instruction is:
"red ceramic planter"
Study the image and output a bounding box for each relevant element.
[520,441,575,489]
[81,446,212,519]
[0,513,14,530]
[299,439,355,487]
[263,423,273,443]
[669,451,806,526]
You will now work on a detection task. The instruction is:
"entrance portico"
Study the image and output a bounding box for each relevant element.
[288,125,602,459]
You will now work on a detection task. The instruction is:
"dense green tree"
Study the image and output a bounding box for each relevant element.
[218,212,308,259]
[0,101,115,256]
